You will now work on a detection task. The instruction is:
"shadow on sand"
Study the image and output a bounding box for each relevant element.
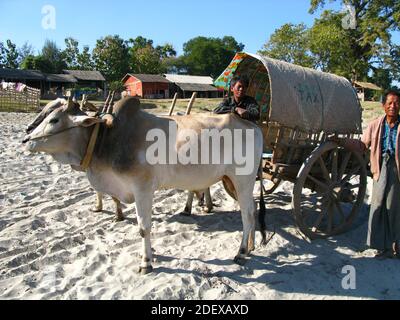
[158,191,400,299]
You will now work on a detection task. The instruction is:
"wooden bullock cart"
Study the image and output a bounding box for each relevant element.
[215,52,367,240]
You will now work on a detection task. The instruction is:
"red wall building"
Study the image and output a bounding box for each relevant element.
[122,74,170,99]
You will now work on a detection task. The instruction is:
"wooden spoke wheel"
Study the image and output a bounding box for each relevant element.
[292,142,367,239]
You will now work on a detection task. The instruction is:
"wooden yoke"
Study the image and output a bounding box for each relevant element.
[80,94,98,112]
[97,91,116,156]
[100,92,112,114]
[185,92,197,115]
[102,91,115,128]
[168,93,178,116]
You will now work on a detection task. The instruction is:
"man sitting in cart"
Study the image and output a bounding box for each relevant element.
[213,75,260,122]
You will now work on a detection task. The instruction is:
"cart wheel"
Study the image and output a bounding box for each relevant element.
[292,141,367,239]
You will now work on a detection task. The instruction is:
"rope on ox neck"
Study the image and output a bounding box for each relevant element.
[29,125,80,141]
[80,122,101,171]
[81,91,116,170]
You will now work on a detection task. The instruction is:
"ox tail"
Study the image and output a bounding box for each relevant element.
[258,161,267,245]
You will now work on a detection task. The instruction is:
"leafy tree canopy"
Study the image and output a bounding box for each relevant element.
[181,36,244,78]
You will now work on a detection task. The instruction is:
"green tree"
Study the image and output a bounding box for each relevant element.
[259,23,315,67]
[0,42,5,67]
[63,37,79,69]
[20,55,36,70]
[309,0,400,82]
[77,46,94,70]
[41,39,67,73]
[156,43,177,59]
[92,35,129,81]
[20,54,54,73]
[308,11,362,79]
[162,56,186,74]
[128,37,177,74]
[371,68,392,91]
[18,42,35,66]
[181,36,244,77]
[4,40,19,68]
[63,38,94,70]
[131,45,163,74]
[128,36,153,51]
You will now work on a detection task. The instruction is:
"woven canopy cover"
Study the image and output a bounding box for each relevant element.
[215,52,362,134]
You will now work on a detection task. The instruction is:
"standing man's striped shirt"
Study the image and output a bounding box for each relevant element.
[382,116,400,156]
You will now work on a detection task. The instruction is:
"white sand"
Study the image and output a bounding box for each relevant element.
[0,112,399,300]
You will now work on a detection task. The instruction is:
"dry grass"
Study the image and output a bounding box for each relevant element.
[361,101,383,128]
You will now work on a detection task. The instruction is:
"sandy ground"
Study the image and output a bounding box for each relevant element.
[0,112,399,300]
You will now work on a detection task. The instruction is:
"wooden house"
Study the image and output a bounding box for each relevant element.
[122,74,170,99]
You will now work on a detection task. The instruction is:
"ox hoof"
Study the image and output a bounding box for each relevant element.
[114,216,125,222]
[203,207,213,214]
[233,256,247,266]
[138,266,153,275]
[91,207,103,213]
[260,233,268,246]
[179,211,192,217]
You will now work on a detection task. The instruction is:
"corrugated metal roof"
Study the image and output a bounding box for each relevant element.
[354,81,382,91]
[123,73,170,83]
[46,74,77,83]
[0,68,45,80]
[176,83,218,92]
[164,74,214,85]
[63,70,106,81]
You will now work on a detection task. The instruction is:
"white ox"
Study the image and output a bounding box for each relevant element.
[27,98,212,219]
[23,97,266,274]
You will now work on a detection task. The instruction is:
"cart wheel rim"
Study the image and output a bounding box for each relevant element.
[292,141,367,239]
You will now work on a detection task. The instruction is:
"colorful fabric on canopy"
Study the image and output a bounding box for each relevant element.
[214,52,271,121]
[214,52,247,89]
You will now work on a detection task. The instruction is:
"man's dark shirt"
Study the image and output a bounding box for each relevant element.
[213,96,260,122]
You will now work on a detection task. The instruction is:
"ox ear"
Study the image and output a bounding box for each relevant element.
[72,115,104,127]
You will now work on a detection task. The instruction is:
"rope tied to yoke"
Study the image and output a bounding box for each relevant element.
[80,91,116,171]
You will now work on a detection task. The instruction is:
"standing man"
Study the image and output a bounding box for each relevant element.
[213,75,260,122]
[335,90,400,259]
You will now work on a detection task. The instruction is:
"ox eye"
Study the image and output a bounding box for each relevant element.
[49,118,59,124]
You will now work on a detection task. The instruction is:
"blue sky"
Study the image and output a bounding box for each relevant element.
[0,0,399,55]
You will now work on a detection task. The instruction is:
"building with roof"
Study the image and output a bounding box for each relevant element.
[353,81,383,102]
[63,70,106,90]
[164,74,222,99]
[0,68,45,91]
[0,68,106,98]
[122,74,171,99]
